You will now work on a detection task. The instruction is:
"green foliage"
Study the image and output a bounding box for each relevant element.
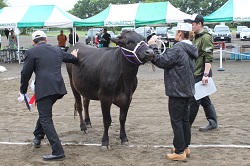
[0,0,7,9]
[168,0,228,16]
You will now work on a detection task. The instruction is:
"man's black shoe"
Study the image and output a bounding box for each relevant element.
[42,154,65,161]
[199,124,217,132]
[33,137,41,148]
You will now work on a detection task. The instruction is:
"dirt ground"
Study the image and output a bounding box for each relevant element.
[0,36,250,165]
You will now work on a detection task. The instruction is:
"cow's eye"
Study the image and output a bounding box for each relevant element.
[126,41,131,45]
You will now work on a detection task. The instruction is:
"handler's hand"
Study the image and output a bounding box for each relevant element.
[71,49,79,57]
[147,35,158,45]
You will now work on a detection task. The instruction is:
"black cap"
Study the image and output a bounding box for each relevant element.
[184,14,204,24]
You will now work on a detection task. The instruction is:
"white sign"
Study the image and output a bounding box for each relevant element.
[194,77,217,100]
[104,20,135,26]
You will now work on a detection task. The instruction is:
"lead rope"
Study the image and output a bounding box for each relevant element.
[151,39,166,72]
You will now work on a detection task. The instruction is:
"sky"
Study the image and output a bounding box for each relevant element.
[6,0,79,11]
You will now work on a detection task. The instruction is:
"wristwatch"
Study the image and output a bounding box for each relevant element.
[203,73,209,77]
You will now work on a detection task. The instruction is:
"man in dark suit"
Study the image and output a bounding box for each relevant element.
[20,30,78,161]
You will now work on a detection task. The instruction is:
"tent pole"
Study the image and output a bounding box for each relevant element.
[74,27,77,46]
[72,27,75,46]
[17,28,20,64]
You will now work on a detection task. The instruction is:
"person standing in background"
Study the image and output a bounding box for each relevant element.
[68,28,79,47]
[184,14,218,132]
[8,30,18,49]
[94,32,99,47]
[8,30,18,61]
[98,29,103,48]
[102,28,111,47]
[4,28,9,40]
[57,30,67,47]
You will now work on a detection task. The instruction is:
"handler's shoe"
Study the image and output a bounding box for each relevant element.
[166,152,186,161]
[42,154,65,161]
[199,123,217,132]
[33,137,41,148]
[171,147,190,158]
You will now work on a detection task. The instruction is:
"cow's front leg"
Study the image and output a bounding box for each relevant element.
[120,107,129,145]
[100,98,112,149]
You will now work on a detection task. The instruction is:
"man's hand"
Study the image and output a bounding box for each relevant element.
[18,92,24,102]
[71,49,79,57]
[202,76,209,85]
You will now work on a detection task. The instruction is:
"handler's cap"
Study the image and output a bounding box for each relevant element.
[184,14,204,24]
[32,30,47,41]
[176,23,192,32]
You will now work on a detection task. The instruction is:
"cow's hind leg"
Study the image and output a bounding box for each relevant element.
[83,97,92,127]
[73,91,87,132]
[69,79,87,132]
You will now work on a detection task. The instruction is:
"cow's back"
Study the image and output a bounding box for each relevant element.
[66,43,124,100]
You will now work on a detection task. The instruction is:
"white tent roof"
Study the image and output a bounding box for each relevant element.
[204,0,250,22]
[0,5,83,29]
[75,2,191,27]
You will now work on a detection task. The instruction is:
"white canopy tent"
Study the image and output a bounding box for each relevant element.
[75,1,191,27]
[0,5,83,63]
[204,0,250,22]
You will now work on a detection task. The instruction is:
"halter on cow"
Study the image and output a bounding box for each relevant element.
[66,31,155,148]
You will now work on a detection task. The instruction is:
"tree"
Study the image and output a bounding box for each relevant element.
[69,0,142,19]
[168,0,228,16]
[0,0,7,9]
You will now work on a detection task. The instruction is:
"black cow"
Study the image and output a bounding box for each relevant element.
[66,31,155,148]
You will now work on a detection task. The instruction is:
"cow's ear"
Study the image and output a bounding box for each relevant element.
[111,38,125,47]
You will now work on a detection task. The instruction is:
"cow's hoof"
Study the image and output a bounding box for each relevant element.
[82,130,88,134]
[121,141,130,146]
[85,120,92,128]
[86,124,92,128]
[80,123,87,132]
[101,145,111,150]
[80,128,88,133]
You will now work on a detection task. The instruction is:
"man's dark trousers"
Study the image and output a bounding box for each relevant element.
[34,94,64,155]
[189,75,217,126]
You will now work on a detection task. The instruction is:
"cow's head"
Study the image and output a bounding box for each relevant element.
[111,31,155,65]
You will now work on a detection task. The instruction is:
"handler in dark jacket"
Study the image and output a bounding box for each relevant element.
[20,30,78,161]
[148,23,198,161]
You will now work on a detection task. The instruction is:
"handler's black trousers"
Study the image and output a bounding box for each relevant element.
[33,95,64,155]
[169,97,191,154]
